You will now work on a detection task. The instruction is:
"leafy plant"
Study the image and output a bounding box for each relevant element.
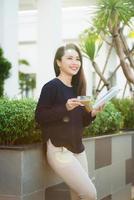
[19,72,36,98]
[0,48,12,97]
[0,98,133,145]
[80,28,103,61]
[0,98,41,145]
[83,102,123,137]
[112,98,134,130]
[19,59,36,98]
[95,0,134,32]
[79,0,134,97]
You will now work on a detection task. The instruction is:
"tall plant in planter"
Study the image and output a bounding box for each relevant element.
[19,59,36,98]
[80,0,134,97]
[0,47,12,97]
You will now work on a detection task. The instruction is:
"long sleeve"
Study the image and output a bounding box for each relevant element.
[35,83,68,125]
[82,108,96,127]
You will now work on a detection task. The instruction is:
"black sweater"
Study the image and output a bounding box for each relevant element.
[35,78,95,153]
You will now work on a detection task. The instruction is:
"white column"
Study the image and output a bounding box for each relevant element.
[0,0,19,98]
[36,0,62,98]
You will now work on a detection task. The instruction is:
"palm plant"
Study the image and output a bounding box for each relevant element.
[79,28,111,95]
[96,0,134,81]
[80,0,134,97]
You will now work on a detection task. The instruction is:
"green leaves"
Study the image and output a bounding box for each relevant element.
[83,102,123,137]
[79,29,102,61]
[19,59,30,66]
[0,98,41,145]
[0,48,12,97]
[95,0,134,32]
[83,98,134,137]
[112,98,134,129]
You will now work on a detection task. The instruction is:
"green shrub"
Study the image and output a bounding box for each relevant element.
[0,48,12,97]
[83,102,123,137]
[0,97,132,145]
[0,98,41,145]
[112,98,134,130]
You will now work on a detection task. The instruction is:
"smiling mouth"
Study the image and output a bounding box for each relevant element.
[70,67,79,71]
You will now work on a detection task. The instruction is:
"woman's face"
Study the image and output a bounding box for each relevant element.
[57,49,81,77]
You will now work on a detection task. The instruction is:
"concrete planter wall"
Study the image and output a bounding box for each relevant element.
[0,144,45,200]
[0,144,65,200]
[0,131,134,200]
[84,131,134,200]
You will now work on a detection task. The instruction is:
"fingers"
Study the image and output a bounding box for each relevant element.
[68,99,84,106]
[66,98,84,111]
[97,103,105,112]
[91,104,105,117]
[97,106,103,112]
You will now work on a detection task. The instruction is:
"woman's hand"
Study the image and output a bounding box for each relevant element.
[66,98,84,111]
[91,104,105,117]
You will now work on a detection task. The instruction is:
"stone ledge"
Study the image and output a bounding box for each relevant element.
[0,143,42,151]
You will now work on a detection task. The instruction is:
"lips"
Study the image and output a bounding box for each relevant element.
[70,65,79,71]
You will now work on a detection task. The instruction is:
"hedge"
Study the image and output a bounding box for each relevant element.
[0,98,41,145]
[83,102,123,137]
[0,98,133,145]
[112,98,134,130]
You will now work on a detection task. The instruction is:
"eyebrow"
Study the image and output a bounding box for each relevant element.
[65,55,80,58]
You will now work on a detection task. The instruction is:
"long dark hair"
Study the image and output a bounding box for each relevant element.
[54,43,86,96]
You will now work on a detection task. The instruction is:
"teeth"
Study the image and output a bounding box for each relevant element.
[71,68,78,70]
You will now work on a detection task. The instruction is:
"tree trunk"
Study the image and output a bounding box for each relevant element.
[96,44,113,91]
[112,26,134,84]
[120,29,134,69]
[92,61,110,89]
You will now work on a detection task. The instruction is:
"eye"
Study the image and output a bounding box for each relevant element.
[67,57,73,60]
[66,56,80,61]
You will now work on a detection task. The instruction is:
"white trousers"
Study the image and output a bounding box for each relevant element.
[46,139,97,200]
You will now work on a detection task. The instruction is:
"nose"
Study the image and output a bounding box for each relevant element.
[72,59,79,65]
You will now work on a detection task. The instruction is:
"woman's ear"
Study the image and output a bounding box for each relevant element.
[56,59,61,68]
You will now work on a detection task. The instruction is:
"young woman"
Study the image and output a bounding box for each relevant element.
[35,43,102,200]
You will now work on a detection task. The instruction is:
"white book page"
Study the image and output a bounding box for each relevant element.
[92,86,121,109]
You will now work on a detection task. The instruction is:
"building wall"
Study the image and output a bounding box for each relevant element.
[0,0,19,98]
[0,1,132,98]
[18,7,132,99]
[18,7,95,98]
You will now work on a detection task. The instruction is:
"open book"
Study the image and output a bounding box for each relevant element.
[92,86,121,109]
